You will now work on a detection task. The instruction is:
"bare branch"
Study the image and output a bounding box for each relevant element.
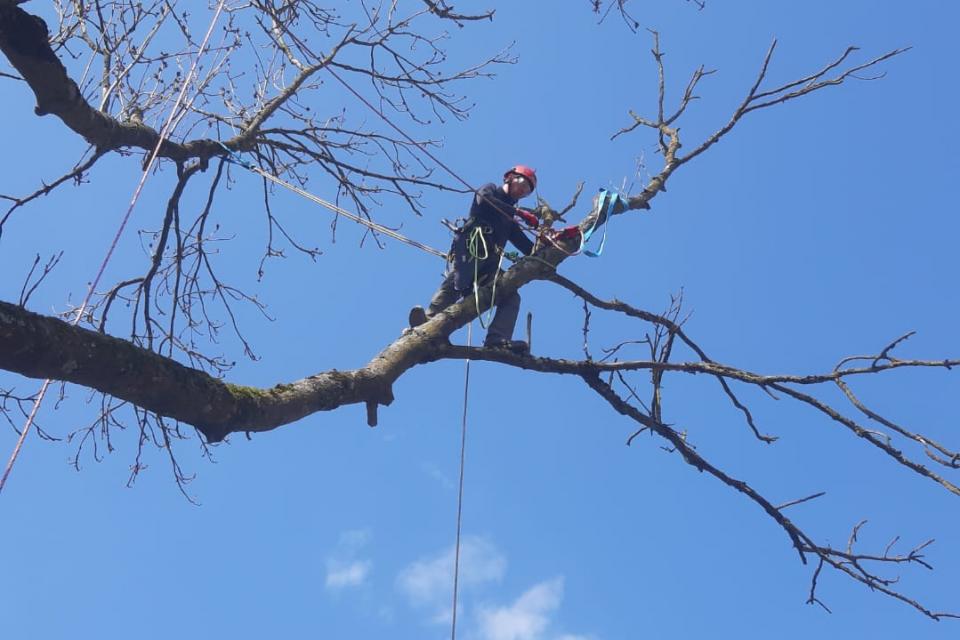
[18,251,63,307]
[1,146,107,235]
[421,1,494,24]
[776,492,827,511]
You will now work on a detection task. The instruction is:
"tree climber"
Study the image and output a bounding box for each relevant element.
[408,165,540,354]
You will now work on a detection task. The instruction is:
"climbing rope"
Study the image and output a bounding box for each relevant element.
[0,0,228,496]
[306,75,515,640]
[465,225,506,329]
[450,322,473,640]
[218,145,447,259]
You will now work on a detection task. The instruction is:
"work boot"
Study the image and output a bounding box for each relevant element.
[408,305,428,328]
[483,338,529,355]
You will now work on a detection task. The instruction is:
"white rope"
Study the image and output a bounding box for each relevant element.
[233,161,448,259]
[1,0,229,496]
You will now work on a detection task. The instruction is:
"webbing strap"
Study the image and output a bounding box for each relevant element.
[580,189,624,258]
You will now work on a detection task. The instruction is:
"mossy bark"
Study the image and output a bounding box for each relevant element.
[0,250,564,441]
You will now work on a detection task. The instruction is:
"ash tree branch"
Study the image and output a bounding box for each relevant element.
[580,373,956,620]
[3,265,957,487]
[545,272,775,442]
[0,239,566,440]
[1,5,952,620]
[0,3,214,161]
[606,33,907,216]
[18,251,63,308]
[0,145,107,236]
[421,0,494,24]
[0,1,505,183]
[677,41,910,167]
[2,229,958,618]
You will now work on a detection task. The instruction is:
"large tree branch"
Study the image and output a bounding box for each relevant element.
[3,251,958,619]
[0,3,340,163]
[0,247,559,441]
[0,2,500,172]
[0,3,227,161]
[1,297,404,442]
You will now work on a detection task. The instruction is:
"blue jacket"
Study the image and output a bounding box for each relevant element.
[450,183,535,293]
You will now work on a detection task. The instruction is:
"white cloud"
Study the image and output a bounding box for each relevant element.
[325,528,373,591]
[398,543,591,640]
[476,578,565,640]
[397,536,506,615]
[422,462,455,491]
[325,560,372,589]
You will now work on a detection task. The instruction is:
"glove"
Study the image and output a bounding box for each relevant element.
[556,225,581,241]
[515,207,539,229]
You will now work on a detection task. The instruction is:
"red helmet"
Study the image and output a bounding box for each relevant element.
[504,165,537,190]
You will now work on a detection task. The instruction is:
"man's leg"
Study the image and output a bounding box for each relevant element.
[409,271,459,328]
[484,290,527,353]
[427,271,460,317]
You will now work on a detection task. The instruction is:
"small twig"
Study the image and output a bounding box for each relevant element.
[18,252,63,307]
[776,491,826,511]
[873,331,916,366]
[581,300,593,361]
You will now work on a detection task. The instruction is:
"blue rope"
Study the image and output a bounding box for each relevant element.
[216,141,255,170]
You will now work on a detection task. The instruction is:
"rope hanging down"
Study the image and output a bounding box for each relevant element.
[0,0,229,496]
[450,322,473,640]
[466,225,505,329]
[318,72,485,640]
[218,145,447,260]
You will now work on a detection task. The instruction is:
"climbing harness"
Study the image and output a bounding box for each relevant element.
[464,224,505,330]
[0,0,229,496]
[218,144,447,260]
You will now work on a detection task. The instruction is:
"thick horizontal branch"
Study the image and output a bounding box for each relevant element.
[0,297,451,441]
[0,247,561,441]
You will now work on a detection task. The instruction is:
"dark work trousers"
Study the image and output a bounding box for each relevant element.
[426,269,521,345]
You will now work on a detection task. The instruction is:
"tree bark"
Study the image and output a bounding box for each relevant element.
[0,3,225,162]
[0,250,564,442]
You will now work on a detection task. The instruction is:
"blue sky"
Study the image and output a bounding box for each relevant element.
[1,1,959,638]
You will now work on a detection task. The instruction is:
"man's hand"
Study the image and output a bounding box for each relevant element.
[515,207,539,229]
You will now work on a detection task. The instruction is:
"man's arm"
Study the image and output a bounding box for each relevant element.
[508,223,535,255]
